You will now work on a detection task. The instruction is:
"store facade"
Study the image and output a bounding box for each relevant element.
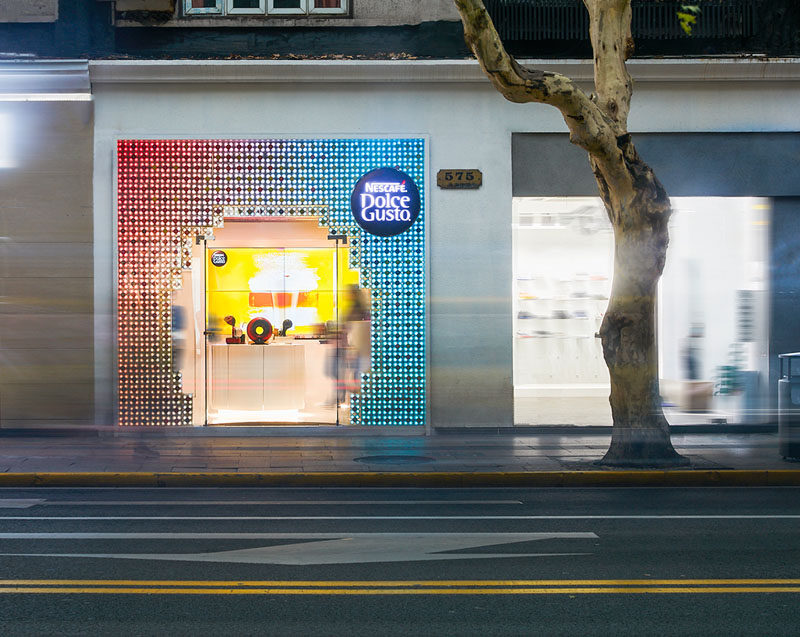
[19,57,792,430]
[92,60,522,429]
[116,138,425,427]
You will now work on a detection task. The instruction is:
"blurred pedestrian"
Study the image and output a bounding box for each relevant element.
[344,284,371,391]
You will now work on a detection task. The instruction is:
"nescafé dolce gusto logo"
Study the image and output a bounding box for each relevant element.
[350,168,420,237]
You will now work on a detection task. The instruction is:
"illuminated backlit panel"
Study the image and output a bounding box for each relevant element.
[206,247,360,336]
[117,139,425,426]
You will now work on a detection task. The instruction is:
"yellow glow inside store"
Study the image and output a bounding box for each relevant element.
[206,247,360,337]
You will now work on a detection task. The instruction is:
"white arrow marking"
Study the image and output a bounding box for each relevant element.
[0,532,597,565]
[0,499,46,509]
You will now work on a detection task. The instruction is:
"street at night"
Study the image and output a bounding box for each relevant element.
[3,1,800,634]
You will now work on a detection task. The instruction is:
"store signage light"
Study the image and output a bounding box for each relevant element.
[350,167,420,237]
[210,250,227,267]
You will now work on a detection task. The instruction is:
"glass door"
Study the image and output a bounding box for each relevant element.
[203,244,357,425]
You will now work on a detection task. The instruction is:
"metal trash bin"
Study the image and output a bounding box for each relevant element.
[778,353,800,460]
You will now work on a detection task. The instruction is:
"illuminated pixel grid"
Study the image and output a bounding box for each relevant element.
[117,139,425,426]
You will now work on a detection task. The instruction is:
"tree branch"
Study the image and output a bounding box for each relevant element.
[583,0,634,129]
[454,0,615,153]
[453,0,635,200]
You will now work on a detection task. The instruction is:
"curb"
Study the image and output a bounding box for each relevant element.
[2,470,800,488]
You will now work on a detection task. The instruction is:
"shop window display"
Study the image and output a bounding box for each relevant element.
[659,197,770,426]
[512,197,614,426]
[200,227,362,424]
[512,196,769,427]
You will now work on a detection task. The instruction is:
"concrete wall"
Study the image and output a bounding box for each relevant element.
[92,71,518,427]
[0,101,94,427]
[354,0,459,24]
[91,59,800,427]
[0,0,57,23]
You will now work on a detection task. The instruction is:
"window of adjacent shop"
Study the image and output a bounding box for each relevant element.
[184,0,348,16]
[512,196,770,427]
[659,197,770,427]
[513,197,614,427]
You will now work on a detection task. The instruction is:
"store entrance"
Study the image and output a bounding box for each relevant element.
[196,217,365,425]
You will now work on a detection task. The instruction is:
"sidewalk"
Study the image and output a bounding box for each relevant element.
[0,428,797,486]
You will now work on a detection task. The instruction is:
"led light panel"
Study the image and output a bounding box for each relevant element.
[117,139,426,426]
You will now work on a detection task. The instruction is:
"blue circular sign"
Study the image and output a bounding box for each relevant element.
[350,168,420,237]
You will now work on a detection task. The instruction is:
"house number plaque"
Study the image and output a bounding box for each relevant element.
[437,169,482,189]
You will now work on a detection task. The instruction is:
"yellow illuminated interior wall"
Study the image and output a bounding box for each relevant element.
[207,246,359,337]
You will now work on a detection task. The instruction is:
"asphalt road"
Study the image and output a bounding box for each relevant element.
[0,486,799,636]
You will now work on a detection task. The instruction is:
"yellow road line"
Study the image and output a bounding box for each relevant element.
[2,469,800,488]
[2,579,800,587]
[2,586,800,595]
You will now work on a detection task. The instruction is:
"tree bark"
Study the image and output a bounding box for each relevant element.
[454,0,688,466]
[592,140,687,466]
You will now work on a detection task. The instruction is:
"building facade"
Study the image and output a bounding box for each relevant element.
[1,2,800,429]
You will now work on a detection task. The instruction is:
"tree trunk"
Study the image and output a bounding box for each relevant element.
[594,141,688,467]
[453,0,690,466]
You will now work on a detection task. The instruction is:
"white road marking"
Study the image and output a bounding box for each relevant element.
[1,515,799,520]
[37,500,523,506]
[0,499,45,509]
[0,532,597,539]
[0,532,597,565]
